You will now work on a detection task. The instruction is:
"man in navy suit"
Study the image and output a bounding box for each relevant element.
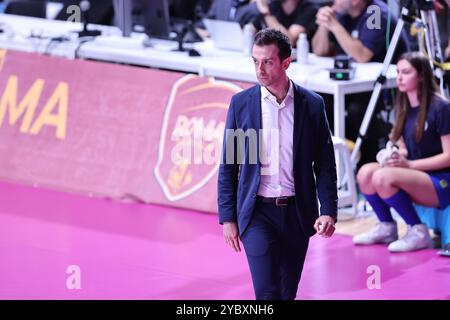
[218,28,338,300]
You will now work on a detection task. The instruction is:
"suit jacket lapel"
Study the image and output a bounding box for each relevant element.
[248,85,261,165]
[293,85,306,163]
[249,85,261,131]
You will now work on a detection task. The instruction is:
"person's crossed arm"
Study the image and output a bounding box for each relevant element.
[313,5,374,62]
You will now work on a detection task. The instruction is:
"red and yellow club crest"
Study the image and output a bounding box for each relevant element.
[154,74,242,201]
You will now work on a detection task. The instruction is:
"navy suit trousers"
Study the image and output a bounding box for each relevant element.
[241,200,309,300]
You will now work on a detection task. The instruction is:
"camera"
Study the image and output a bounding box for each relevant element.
[329,55,355,80]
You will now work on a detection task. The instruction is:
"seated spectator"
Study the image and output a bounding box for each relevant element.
[199,0,318,48]
[252,0,318,47]
[312,0,409,63]
[311,0,410,167]
[353,52,450,252]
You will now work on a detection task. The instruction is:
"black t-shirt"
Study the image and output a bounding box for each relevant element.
[268,0,318,33]
[254,0,318,38]
[403,96,450,172]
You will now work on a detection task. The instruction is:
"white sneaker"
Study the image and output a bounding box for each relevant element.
[388,224,432,252]
[353,221,398,245]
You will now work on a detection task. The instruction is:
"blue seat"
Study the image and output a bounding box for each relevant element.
[414,204,450,247]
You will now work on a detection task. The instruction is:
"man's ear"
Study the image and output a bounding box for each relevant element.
[282,56,291,70]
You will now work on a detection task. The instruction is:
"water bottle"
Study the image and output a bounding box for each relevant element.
[296,33,309,64]
[243,24,255,56]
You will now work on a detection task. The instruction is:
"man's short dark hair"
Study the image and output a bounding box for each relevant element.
[253,28,291,61]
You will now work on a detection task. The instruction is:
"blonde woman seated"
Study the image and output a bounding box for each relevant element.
[354,52,450,252]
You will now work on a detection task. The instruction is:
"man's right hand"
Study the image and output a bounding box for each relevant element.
[315,6,339,32]
[223,222,241,252]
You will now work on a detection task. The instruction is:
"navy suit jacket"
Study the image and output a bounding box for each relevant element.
[218,83,338,237]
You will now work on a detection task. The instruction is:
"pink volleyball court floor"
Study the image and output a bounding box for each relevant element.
[0,180,449,300]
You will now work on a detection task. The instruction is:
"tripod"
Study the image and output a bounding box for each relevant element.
[416,0,449,97]
[350,0,450,166]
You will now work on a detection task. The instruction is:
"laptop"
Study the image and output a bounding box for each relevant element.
[203,19,245,52]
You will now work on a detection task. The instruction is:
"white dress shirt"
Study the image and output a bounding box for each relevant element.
[257,80,295,197]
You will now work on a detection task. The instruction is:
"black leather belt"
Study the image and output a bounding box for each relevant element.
[256,195,295,206]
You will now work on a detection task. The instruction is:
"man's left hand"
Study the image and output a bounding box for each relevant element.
[314,215,336,238]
